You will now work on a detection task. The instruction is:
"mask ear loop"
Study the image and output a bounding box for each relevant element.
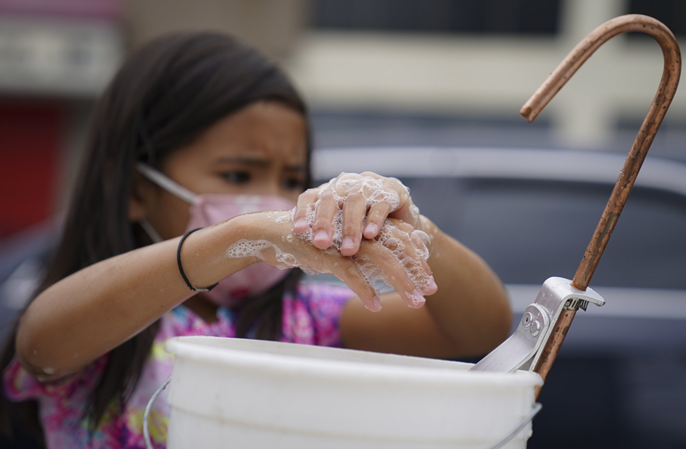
[177,228,218,292]
[139,218,164,244]
[135,163,197,204]
[135,163,196,244]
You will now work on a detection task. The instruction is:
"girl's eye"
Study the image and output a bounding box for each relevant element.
[221,171,251,184]
[282,178,306,190]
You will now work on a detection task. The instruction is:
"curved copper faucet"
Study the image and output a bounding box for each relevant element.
[521,14,681,395]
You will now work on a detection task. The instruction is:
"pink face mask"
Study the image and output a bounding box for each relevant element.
[136,163,296,307]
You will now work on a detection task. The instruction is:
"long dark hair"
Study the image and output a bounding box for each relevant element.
[1,31,310,444]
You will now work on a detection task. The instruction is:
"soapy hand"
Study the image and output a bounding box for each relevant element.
[226,211,436,311]
[292,172,424,257]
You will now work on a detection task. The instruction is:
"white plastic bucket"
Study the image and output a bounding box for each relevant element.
[163,336,542,449]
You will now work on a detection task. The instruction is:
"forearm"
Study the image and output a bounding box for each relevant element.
[16,216,258,380]
[422,217,512,357]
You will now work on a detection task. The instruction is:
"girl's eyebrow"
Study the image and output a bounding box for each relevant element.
[217,156,269,167]
[217,157,305,172]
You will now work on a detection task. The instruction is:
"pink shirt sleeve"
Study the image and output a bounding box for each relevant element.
[3,354,106,402]
[298,282,355,347]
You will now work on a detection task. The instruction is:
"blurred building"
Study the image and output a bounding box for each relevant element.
[2,0,686,235]
[292,0,686,156]
[0,0,122,238]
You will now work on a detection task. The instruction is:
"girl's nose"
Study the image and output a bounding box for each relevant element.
[260,175,282,197]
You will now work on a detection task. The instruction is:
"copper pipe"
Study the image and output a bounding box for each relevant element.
[521,14,681,397]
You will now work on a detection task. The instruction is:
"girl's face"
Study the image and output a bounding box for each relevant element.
[132,101,308,240]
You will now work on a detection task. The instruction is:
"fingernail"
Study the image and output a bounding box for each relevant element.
[365,296,382,312]
[410,290,426,307]
[313,230,329,245]
[427,278,438,292]
[365,223,379,235]
[341,237,354,251]
[294,219,309,230]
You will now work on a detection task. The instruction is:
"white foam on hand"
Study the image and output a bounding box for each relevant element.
[226,179,435,304]
[226,239,298,270]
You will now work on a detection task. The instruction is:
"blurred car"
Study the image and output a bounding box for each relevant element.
[0,221,57,338]
[313,146,686,449]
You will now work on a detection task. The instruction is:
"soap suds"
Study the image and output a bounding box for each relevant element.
[227,177,434,301]
[226,239,299,270]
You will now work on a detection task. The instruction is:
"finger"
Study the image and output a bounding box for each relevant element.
[379,221,436,293]
[294,188,319,234]
[340,193,367,256]
[363,202,392,239]
[389,200,421,228]
[411,230,433,258]
[382,177,410,204]
[387,217,414,233]
[386,224,436,295]
[327,256,381,312]
[333,173,364,199]
[412,230,432,248]
[409,230,429,258]
[364,178,410,231]
[379,178,408,213]
[356,241,427,309]
[312,189,338,249]
[405,234,437,295]
[377,177,418,226]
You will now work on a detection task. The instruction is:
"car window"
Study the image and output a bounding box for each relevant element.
[398,178,686,289]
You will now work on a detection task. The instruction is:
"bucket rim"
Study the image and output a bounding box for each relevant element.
[165,336,543,387]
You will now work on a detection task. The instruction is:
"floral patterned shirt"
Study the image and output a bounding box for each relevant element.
[3,282,353,449]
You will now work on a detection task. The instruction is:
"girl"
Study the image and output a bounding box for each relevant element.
[1,32,511,448]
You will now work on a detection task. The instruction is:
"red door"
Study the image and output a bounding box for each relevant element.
[0,101,63,238]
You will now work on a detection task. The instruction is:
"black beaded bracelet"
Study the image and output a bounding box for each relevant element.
[177,228,218,292]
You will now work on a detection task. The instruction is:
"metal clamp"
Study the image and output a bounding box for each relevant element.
[470,277,604,373]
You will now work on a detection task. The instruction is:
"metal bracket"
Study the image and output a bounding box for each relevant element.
[470,277,605,373]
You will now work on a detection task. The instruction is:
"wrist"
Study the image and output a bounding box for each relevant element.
[180,214,265,288]
[218,213,267,265]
